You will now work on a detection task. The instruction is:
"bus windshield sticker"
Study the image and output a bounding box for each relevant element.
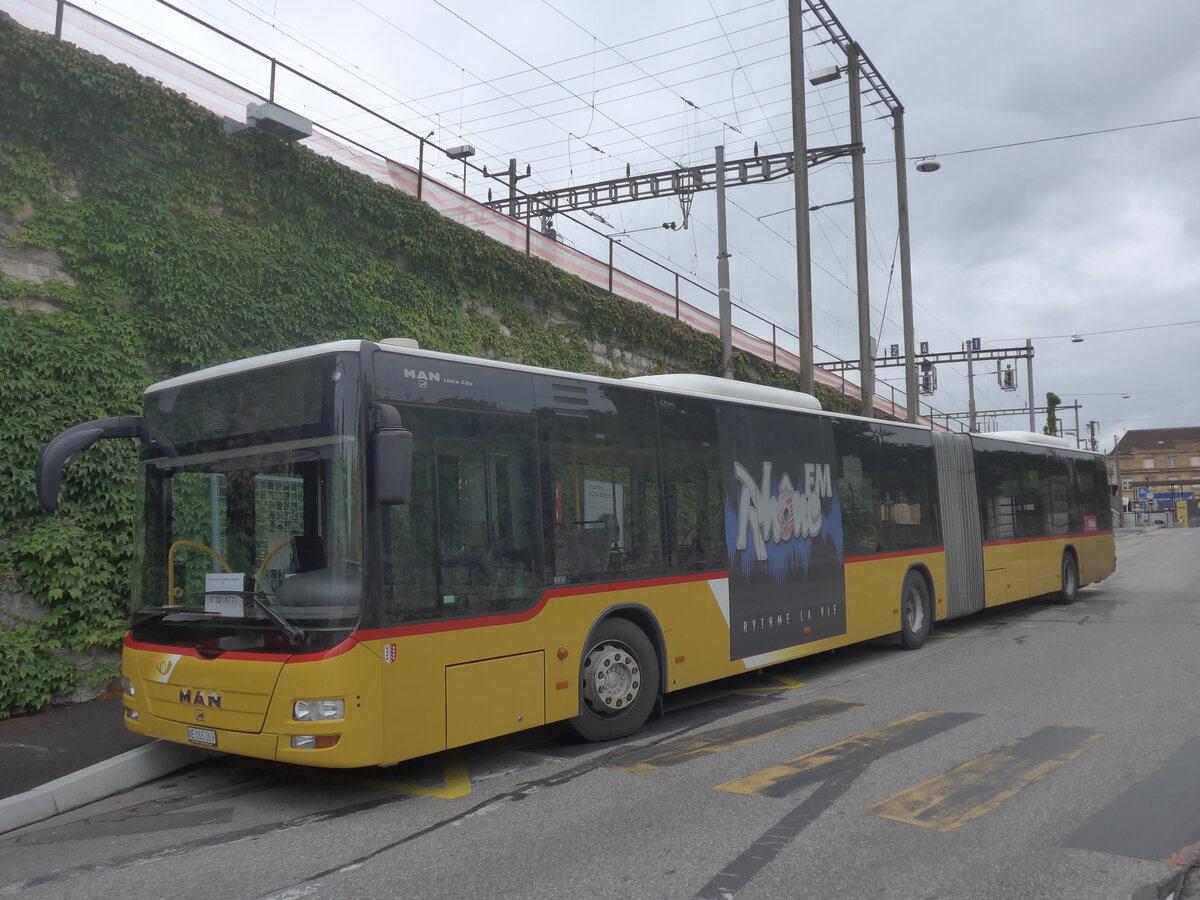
[204,572,245,617]
[719,405,847,660]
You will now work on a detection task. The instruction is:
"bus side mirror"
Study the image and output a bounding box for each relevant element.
[373,427,412,505]
[37,415,163,512]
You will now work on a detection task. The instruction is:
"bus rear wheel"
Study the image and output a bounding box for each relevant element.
[570,618,659,743]
[1057,553,1079,604]
[899,571,932,650]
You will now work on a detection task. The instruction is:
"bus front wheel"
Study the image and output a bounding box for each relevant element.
[899,571,932,651]
[1057,553,1079,604]
[570,618,659,742]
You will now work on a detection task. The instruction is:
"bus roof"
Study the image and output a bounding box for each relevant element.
[145,340,366,394]
[974,430,1082,451]
[622,373,823,411]
[144,339,929,433]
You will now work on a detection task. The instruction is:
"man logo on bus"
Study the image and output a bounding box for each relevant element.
[734,460,832,561]
[403,368,441,384]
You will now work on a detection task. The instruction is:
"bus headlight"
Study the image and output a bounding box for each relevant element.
[293,699,344,721]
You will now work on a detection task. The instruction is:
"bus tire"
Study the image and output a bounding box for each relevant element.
[1057,552,1079,604]
[570,617,659,743]
[899,570,932,651]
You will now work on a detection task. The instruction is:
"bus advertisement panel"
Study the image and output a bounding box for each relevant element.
[718,405,846,659]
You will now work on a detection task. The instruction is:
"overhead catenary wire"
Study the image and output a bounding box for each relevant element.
[434,5,787,130]
[991,319,1200,343]
[871,114,1200,166]
[432,41,794,148]
[399,0,782,108]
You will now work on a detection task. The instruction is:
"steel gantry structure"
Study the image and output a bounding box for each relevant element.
[482,146,858,220]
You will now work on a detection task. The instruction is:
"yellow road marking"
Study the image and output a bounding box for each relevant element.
[716,711,975,797]
[726,673,807,693]
[611,699,861,775]
[384,750,473,799]
[866,725,1104,831]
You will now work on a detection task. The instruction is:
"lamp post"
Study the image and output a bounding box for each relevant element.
[445,144,476,195]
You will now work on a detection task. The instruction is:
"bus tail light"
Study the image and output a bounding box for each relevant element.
[293,699,344,721]
[291,735,340,750]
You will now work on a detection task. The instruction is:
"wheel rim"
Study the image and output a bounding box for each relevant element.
[582,641,641,715]
[904,583,926,634]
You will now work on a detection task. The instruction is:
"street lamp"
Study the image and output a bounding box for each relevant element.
[808,65,843,86]
[445,144,476,193]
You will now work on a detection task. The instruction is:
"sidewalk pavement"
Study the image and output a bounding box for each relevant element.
[0,695,208,834]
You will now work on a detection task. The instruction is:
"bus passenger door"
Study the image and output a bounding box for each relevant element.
[379,409,543,760]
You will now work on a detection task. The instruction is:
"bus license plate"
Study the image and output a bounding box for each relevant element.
[187,726,217,747]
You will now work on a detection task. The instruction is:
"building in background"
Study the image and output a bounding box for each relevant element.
[1112,427,1200,525]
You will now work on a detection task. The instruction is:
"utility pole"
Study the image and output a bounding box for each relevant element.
[789,0,814,394]
[716,145,733,379]
[894,105,917,423]
[966,339,977,432]
[1025,338,1036,431]
[848,43,872,416]
[1113,434,1122,518]
[506,158,531,217]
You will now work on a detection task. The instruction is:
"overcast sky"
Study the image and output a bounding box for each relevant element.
[39,0,1200,451]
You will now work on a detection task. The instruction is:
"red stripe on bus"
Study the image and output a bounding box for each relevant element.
[844,546,945,564]
[983,531,1113,548]
[354,570,727,641]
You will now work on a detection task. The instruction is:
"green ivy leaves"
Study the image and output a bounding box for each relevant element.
[0,624,78,718]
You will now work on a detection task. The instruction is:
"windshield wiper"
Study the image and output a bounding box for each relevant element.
[248,592,307,645]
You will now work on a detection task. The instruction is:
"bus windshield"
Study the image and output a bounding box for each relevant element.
[130,353,363,654]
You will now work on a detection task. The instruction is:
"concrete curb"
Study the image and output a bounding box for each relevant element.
[0,740,210,835]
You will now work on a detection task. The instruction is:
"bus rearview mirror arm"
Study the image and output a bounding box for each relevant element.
[37,416,177,512]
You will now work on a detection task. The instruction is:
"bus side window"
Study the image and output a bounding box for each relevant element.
[835,421,880,556]
[1040,453,1070,535]
[659,397,725,572]
[876,426,940,552]
[541,383,662,584]
[383,435,438,620]
[382,413,540,623]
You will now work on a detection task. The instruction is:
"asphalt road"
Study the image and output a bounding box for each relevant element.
[2,528,1198,900]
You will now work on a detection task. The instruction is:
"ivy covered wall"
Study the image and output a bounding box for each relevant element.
[0,13,856,715]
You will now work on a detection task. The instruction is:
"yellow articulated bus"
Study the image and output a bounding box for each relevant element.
[37,339,1115,768]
